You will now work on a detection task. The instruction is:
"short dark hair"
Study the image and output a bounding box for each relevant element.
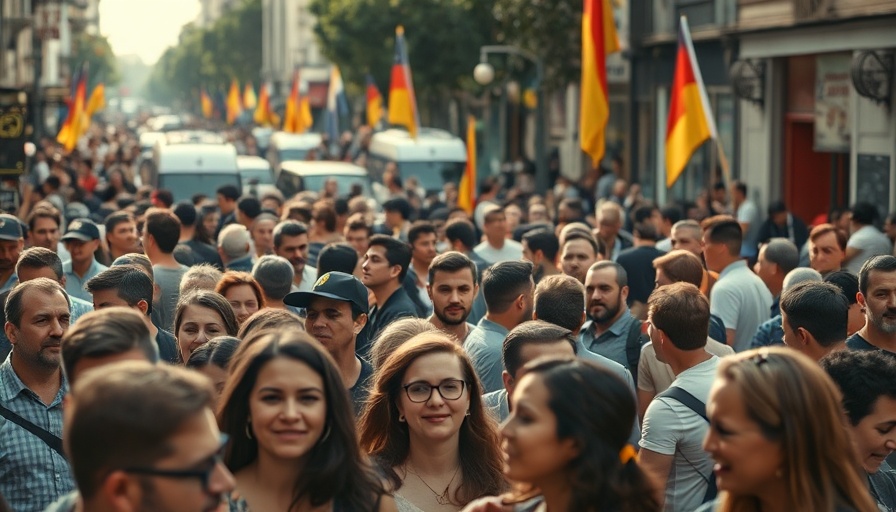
[632,222,658,242]
[809,223,848,251]
[172,201,198,227]
[346,215,371,235]
[383,198,411,220]
[408,221,437,247]
[143,209,181,253]
[312,201,337,232]
[647,282,709,350]
[428,251,478,287]
[563,231,599,256]
[502,320,576,377]
[6,278,69,328]
[152,189,174,208]
[316,243,358,277]
[186,335,240,370]
[821,349,896,426]
[445,219,477,250]
[238,196,262,220]
[86,265,156,314]
[660,205,683,225]
[732,180,748,197]
[15,246,63,280]
[273,220,308,249]
[61,307,157,383]
[481,260,534,313]
[217,184,240,201]
[859,255,896,296]
[368,234,412,282]
[104,212,135,242]
[534,274,585,332]
[701,215,742,256]
[850,202,879,226]
[26,206,61,231]
[780,282,848,347]
[824,270,859,305]
[523,229,560,261]
[588,261,628,287]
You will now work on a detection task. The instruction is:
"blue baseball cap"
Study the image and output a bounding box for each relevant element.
[284,271,369,315]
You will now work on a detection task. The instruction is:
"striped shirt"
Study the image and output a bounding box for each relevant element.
[0,355,74,512]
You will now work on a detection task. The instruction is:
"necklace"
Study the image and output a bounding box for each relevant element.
[406,464,460,506]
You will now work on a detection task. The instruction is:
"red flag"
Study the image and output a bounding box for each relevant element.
[579,0,620,167]
[388,26,419,138]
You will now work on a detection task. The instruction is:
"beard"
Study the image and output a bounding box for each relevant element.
[434,304,469,326]
[588,291,623,324]
[870,308,896,334]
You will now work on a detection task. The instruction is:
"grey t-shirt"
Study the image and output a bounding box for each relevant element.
[641,357,719,512]
[152,264,188,332]
[710,260,773,352]
[846,225,893,275]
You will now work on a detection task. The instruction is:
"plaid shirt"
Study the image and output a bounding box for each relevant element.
[0,355,74,512]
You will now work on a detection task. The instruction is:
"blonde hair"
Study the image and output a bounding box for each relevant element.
[714,347,877,512]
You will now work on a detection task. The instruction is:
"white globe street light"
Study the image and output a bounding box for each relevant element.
[473,62,495,85]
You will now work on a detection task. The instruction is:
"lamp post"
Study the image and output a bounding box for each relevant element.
[473,45,548,195]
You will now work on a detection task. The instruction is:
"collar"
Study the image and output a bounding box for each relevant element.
[0,355,67,406]
[477,317,510,336]
[582,307,633,337]
[718,259,748,279]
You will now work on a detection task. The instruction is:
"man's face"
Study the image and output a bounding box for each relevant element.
[647,313,666,363]
[560,239,597,284]
[275,233,309,275]
[361,245,397,288]
[107,221,139,254]
[0,239,23,271]
[216,194,234,214]
[384,210,403,229]
[31,217,60,251]
[428,269,477,326]
[344,228,369,256]
[91,288,137,312]
[753,245,778,291]
[596,213,620,240]
[133,409,235,512]
[411,232,438,268]
[702,234,726,273]
[585,267,626,323]
[6,289,70,370]
[504,205,522,232]
[670,227,703,256]
[529,205,548,223]
[850,396,896,474]
[521,240,539,266]
[860,270,896,335]
[780,311,801,352]
[305,297,364,356]
[64,239,100,266]
[483,212,507,240]
[251,220,275,255]
[809,231,845,274]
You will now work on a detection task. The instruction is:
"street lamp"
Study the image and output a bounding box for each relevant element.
[473,45,548,195]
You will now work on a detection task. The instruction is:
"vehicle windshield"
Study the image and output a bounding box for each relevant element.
[397,161,466,192]
[239,169,273,187]
[159,174,241,202]
[278,149,310,162]
[303,174,372,197]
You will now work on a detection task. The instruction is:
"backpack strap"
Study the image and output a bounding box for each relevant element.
[0,403,66,458]
[658,386,708,421]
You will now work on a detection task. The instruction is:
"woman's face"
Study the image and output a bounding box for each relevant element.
[203,212,219,236]
[198,364,228,405]
[225,284,259,325]
[248,357,327,462]
[397,352,470,444]
[176,305,227,362]
[703,379,784,497]
[849,395,896,473]
[501,373,578,485]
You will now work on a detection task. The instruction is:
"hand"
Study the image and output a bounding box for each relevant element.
[460,496,513,512]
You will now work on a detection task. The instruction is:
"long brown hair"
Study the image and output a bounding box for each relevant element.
[714,348,878,512]
[358,333,505,504]
[218,330,386,511]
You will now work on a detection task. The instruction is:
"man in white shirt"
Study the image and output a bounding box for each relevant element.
[474,204,523,265]
[844,202,893,275]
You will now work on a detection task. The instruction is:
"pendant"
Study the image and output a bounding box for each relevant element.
[436,489,451,506]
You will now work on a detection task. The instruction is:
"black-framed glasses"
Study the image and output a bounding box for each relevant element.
[403,379,467,403]
[122,434,230,492]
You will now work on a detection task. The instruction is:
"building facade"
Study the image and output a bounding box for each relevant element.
[261,0,328,108]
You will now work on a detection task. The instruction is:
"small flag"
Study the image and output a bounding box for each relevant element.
[243,83,257,110]
[226,80,242,125]
[458,116,477,214]
[200,89,213,119]
[665,16,718,188]
[254,83,269,125]
[366,74,384,128]
[388,26,420,138]
[57,63,88,152]
[325,66,347,141]
[283,70,300,133]
[579,0,620,167]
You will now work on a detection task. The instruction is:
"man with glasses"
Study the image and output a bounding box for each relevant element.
[46,361,235,512]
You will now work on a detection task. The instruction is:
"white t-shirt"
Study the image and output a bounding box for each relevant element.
[474,239,523,265]
[640,357,719,512]
[846,225,893,275]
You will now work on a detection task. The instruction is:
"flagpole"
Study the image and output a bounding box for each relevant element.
[715,139,733,189]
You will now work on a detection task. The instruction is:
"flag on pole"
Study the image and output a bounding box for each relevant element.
[325,66,347,142]
[283,70,300,133]
[243,83,257,110]
[226,80,242,125]
[366,74,384,128]
[84,82,105,119]
[56,64,88,152]
[665,16,718,188]
[388,25,420,138]
[458,116,477,214]
[579,0,620,167]
[254,83,269,125]
[200,89,213,119]
[298,78,313,133]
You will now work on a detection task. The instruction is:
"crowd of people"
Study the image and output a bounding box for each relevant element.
[1,124,896,512]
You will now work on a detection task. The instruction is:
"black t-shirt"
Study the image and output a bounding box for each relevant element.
[617,246,665,305]
[357,287,418,360]
[846,333,896,359]
[350,357,374,416]
[177,239,224,269]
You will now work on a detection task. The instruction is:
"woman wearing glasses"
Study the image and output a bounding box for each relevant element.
[359,333,504,511]
[218,331,396,511]
[698,347,877,512]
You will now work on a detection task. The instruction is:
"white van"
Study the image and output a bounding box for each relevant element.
[150,143,241,202]
[266,131,323,176]
[367,128,466,194]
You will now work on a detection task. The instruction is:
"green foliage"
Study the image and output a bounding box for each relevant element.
[145,0,262,106]
[309,0,498,96]
[71,33,120,88]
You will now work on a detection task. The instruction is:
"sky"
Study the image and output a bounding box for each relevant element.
[99,0,201,65]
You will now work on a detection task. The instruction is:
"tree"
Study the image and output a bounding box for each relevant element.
[71,33,120,89]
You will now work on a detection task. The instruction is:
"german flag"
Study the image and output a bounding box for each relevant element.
[200,89,213,119]
[57,64,88,152]
[226,80,242,125]
[387,26,419,138]
[458,116,477,214]
[283,70,300,133]
[579,0,620,167]
[366,74,384,128]
[665,16,718,188]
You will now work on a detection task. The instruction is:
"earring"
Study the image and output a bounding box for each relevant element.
[245,422,253,440]
[398,414,406,422]
[465,410,471,417]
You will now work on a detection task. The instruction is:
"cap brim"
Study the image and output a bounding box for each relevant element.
[284,290,353,308]
[0,234,21,241]
[61,233,94,242]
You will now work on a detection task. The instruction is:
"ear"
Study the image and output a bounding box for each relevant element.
[857,292,867,308]
[136,299,150,316]
[5,321,16,347]
[388,264,401,280]
[620,285,630,303]
[353,313,368,334]
[426,284,434,302]
[796,327,812,347]
[102,470,141,512]
[502,370,514,396]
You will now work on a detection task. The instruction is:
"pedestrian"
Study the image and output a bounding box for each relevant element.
[847,255,896,355]
[824,270,867,336]
[369,318,440,370]
[426,251,480,343]
[807,223,848,276]
[360,235,418,359]
[217,224,255,273]
[779,281,849,361]
[845,202,892,275]
[218,331,395,511]
[173,290,239,363]
[143,209,189,331]
[474,205,524,265]
[185,335,239,404]
[61,218,108,302]
[0,213,24,293]
[251,255,294,310]
[273,220,317,292]
[215,271,265,325]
